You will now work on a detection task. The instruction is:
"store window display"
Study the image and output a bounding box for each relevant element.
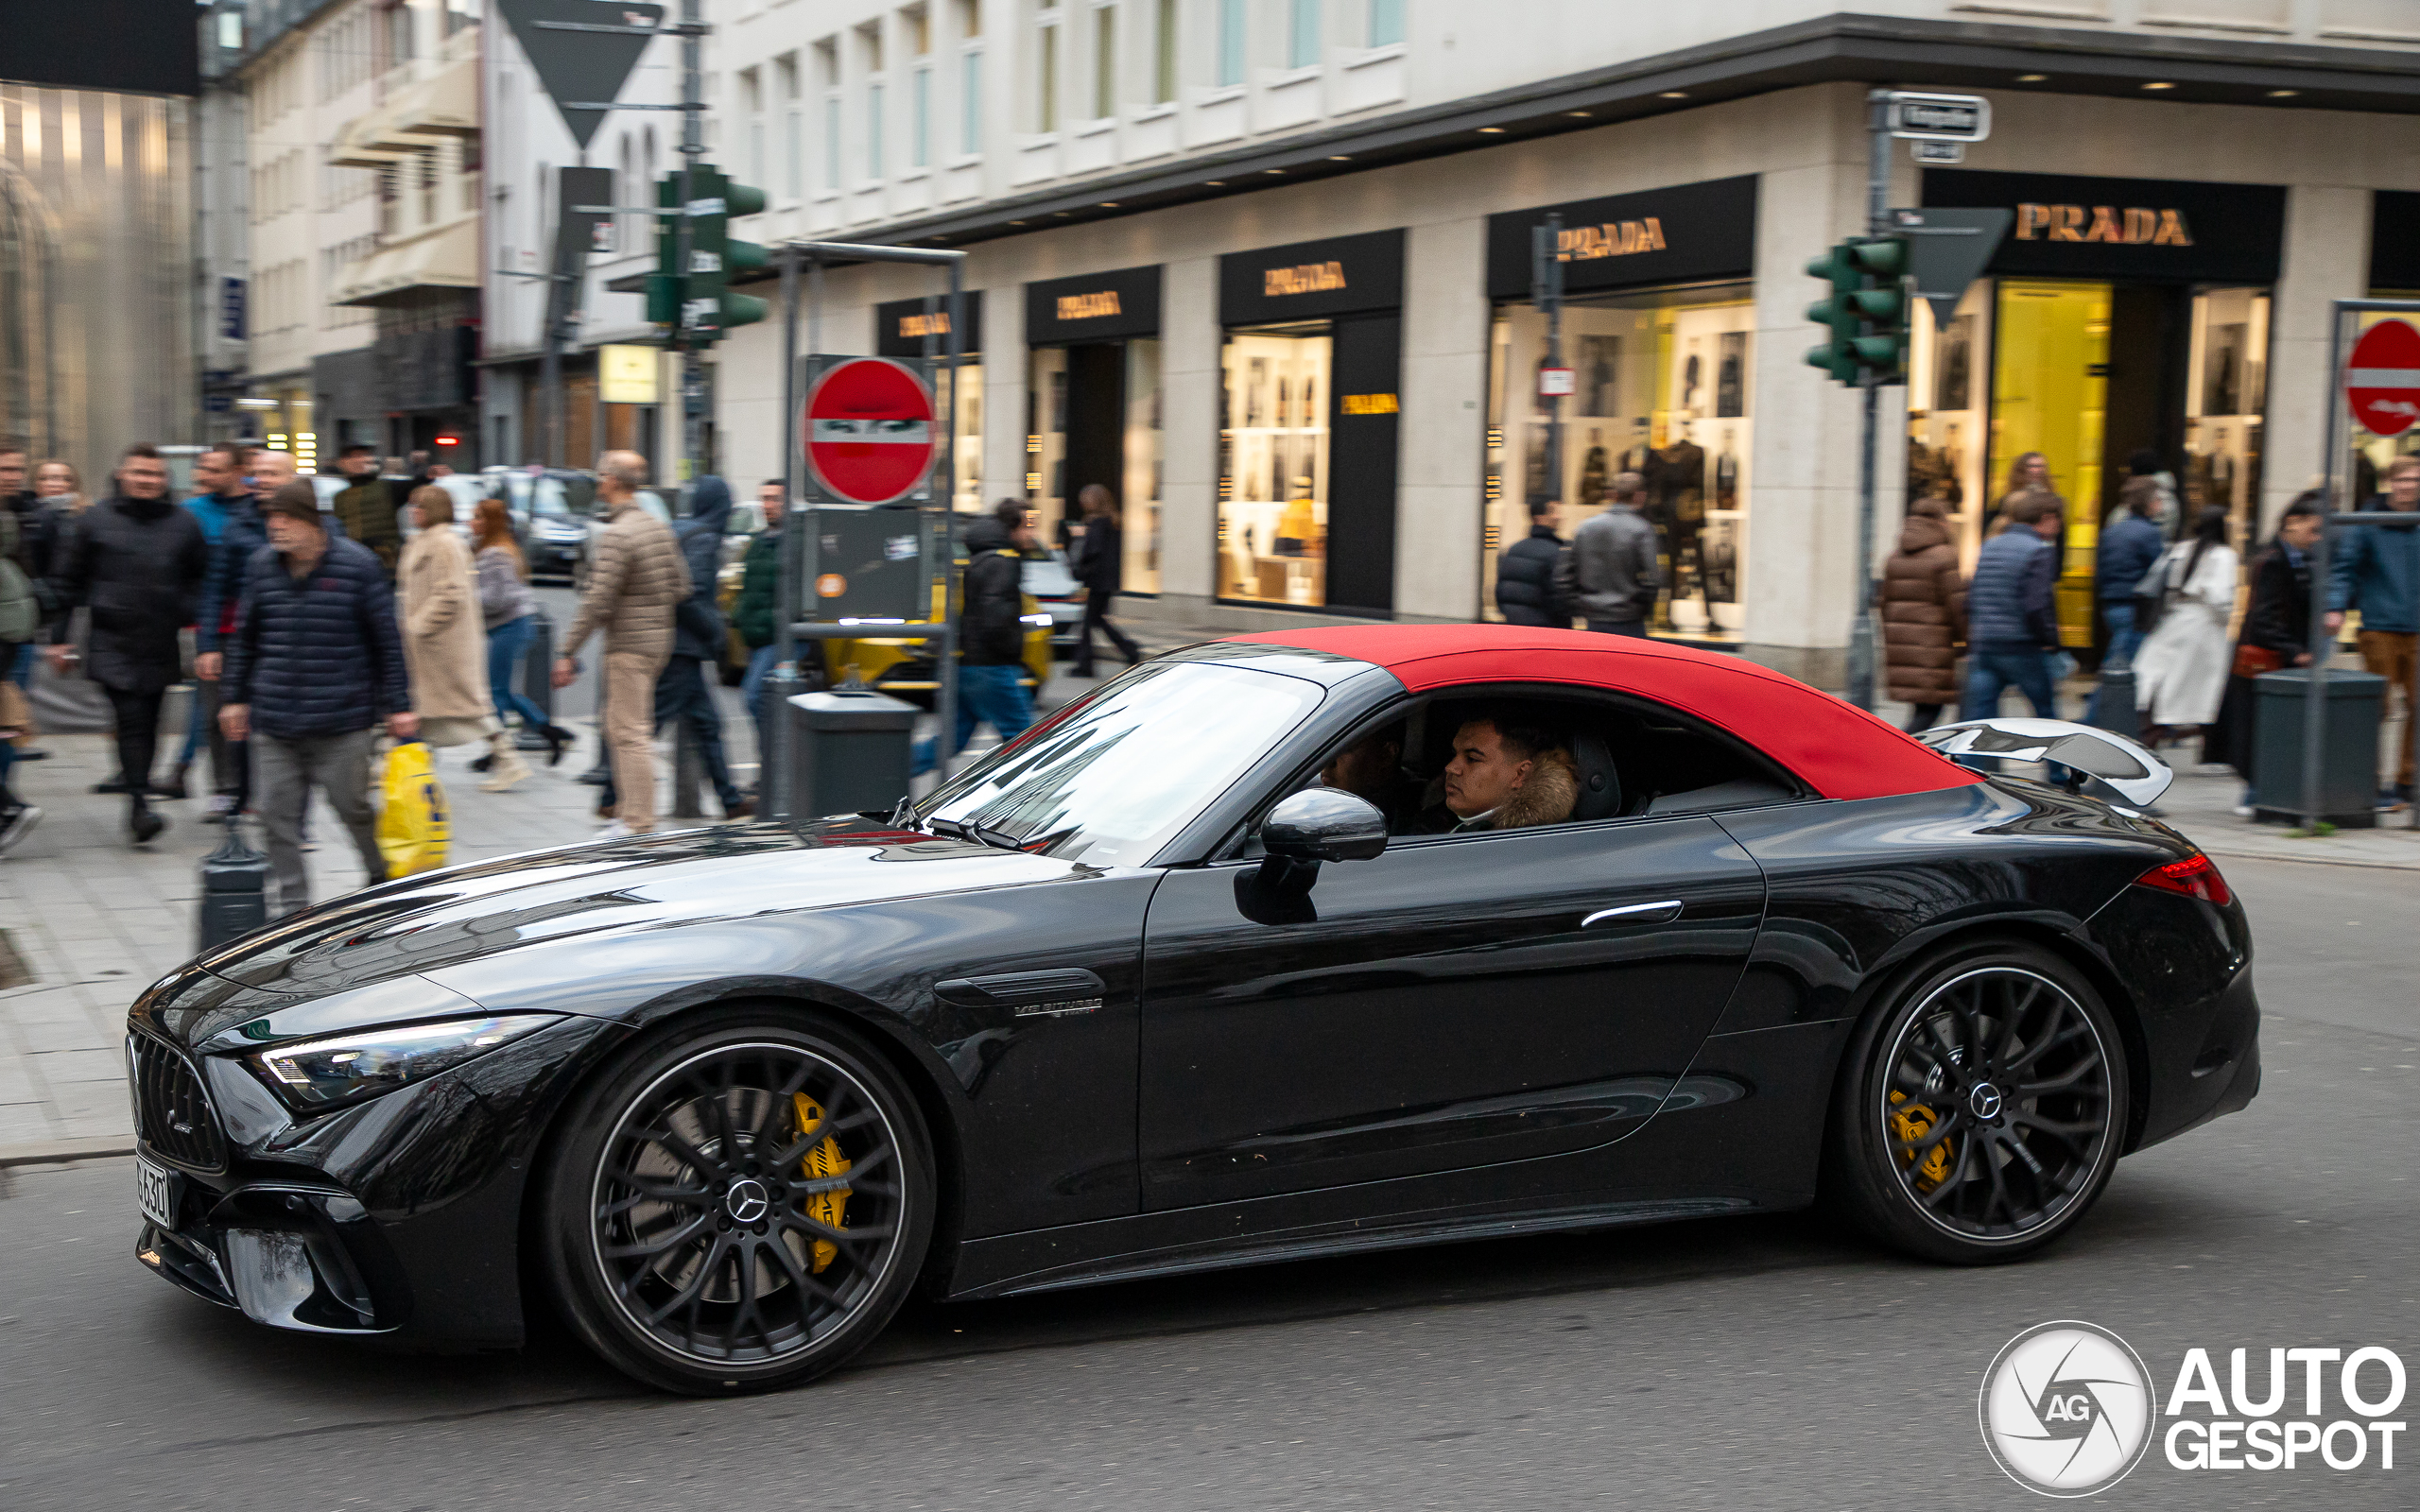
[1480,282,1754,642]
[1219,323,1331,607]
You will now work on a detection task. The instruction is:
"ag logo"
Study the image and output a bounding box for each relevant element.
[1979,1321,2158,1497]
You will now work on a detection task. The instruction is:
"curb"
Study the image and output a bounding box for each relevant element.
[0,1136,138,1169]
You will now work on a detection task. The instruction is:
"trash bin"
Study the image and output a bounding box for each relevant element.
[2252,667,2387,827]
[195,816,269,951]
[785,688,919,819]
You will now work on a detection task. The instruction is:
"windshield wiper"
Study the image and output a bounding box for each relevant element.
[927,816,1024,852]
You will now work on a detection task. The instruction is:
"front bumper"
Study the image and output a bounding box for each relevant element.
[129,1011,626,1349]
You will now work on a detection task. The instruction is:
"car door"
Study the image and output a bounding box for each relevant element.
[1136,814,1766,1211]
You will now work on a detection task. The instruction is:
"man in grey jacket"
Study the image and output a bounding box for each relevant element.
[1568,472,1663,637]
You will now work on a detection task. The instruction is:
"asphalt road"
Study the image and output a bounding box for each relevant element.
[3,855,2413,1510]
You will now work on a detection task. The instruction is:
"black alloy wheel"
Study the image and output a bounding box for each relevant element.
[538,1009,934,1394]
[1824,941,2129,1263]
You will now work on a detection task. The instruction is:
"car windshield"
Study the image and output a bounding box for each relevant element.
[915,662,1324,866]
[528,479,572,517]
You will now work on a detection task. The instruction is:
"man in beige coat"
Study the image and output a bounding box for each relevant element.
[555,452,684,837]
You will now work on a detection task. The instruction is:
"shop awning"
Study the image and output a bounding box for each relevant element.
[327,56,477,168]
[332,217,479,308]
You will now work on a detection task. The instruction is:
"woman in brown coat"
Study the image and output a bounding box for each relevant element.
[398,487,530,792]
[1880,494,1968,732]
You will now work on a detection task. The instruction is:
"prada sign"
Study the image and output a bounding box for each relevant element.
[1485,176,1757,301]
[1025,265,1162,345]
[873,290,985,357]
[1922,169,2282,284]
[1220,230,1405,325]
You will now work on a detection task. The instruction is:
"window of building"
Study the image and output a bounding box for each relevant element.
[1216,0,1245,87]
[1092,2,1115,120]
[960,46,983,154]
[1482,282,1755,644]
[907,3,931,54]
[779,54,804,198]
[383,0,413,70]
[959,0,982,37]
[816,39,841,189]
[1288,0,1320,68]
[868,79,886,180]
[1154,0,1177,102]
[911,66,931,166]
[1369,0,1403,45]
[1220,323,1332,606]
[1037,6,1060,132]
[740,67,765,185]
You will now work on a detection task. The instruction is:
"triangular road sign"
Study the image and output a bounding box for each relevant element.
[495,0,666,152]
[1888,207,2014,326]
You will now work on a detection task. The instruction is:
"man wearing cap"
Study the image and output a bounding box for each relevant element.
[220,482,416,916]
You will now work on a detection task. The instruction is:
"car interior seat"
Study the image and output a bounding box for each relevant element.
[1567,730,1623,821]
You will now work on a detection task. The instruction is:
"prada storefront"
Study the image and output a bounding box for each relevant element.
[1026,266,1163,594]
[1217,230,1404,614]
[1911,169,2286,651]
[1482,176,1760,644]
[875,291,986,513]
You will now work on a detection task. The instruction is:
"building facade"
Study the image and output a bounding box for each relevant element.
[688,4,2420,681]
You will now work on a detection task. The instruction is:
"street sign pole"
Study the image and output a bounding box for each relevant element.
[1530,215,1565,509]
[1847,91,1895,711]
[676,0,705,487]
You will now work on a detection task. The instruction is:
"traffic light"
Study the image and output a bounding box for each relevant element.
[650,164,769,346]
[1804,236,1910,386]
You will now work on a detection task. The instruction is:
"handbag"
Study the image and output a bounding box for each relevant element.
[2131,549,2177,638]
[375,740,452,876]
[2233,644,2285,679]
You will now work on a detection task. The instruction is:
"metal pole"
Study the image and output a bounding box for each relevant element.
[2300,304,2349,830]
[676,0,705,489]
[1847,90,1893,711]
[929,257,964,782]
[768,243,800,817]
[1530,215,1564,509]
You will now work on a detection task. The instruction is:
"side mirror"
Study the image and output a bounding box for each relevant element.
[1261,788,1390,865]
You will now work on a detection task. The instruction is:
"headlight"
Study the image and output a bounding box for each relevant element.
[252,1014,562,1110]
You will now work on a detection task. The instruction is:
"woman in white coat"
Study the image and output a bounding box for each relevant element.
[2134,506,2238,744]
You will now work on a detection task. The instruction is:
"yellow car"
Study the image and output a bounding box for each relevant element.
[716,555,1052,704]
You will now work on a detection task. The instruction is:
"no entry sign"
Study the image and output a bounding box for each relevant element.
[2347,318,2420,438]
[804,357,937,504]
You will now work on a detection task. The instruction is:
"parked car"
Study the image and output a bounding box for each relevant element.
[1020,547,1085,660]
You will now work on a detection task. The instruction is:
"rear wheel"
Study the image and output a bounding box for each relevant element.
[1824,941,2128,1263]
[537,1008,933,1394]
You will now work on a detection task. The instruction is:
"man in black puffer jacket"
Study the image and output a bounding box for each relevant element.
[1494,498,1571,627]
[44,444,209,843]
[915,498,1035,775]
[221,484,416,916]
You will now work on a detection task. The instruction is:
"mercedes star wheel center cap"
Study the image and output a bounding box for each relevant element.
[724,1177,770,1225]
[1969,1083,2004,1121]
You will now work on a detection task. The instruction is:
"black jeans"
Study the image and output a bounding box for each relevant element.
[1904,703,1945,734]
[102,683,165,813]
[599,656,741,814]
[1074,593,1139,673]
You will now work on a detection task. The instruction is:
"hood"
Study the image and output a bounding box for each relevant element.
[962,514,1012,554]
[682,474,733,539]
[137,819,1101,1043]
[1897,500,1952,555]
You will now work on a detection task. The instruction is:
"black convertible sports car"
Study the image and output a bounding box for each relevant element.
[126,626,2258,1393]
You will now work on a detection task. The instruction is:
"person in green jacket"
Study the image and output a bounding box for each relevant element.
[329,444,401,576]
[735,479,787,745]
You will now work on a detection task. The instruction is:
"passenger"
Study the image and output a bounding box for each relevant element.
[1413,713,1577,833]
[1317,722,1412,829]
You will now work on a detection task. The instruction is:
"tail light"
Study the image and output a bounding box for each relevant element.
[2134,852,2233,907]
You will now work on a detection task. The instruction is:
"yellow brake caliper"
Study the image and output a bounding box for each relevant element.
[1889,1091,1954,1194]
[792,1094,853,1272]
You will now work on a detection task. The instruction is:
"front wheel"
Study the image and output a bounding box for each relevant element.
[1824,941,2129,1263]
[537,1008,935,1394]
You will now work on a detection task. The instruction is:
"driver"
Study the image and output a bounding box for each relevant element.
[1317,721,1411,830]
[1413,713,1577,834]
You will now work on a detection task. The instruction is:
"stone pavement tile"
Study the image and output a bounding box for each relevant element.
[15,1019,113,1055]
[0,986,95,1024]
[0,1106,58,1143]
[47,1081,134,1138]
[0,1058,37,1106]
[32,1048,126,1084]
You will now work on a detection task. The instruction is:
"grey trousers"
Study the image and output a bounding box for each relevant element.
[253,728,386,917]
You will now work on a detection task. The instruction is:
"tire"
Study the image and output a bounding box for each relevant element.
[536,1006,935,1394]
[1822,939,2130,1264]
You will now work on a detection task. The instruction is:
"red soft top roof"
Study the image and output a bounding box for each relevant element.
[1220,624,1979,802]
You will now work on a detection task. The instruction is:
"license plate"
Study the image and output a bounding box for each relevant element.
[136,1153,179,1230]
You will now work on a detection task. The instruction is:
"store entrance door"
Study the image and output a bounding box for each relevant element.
[1063,342,1126,540]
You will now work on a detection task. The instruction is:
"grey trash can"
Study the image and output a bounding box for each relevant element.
[2252,667,2387,828]
[785,689,919,819]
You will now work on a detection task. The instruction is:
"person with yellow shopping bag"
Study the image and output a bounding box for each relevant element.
[220,484,415,917]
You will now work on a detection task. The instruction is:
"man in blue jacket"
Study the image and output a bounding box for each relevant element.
[1962,494,2065,720]
[220,484,415,916]
[2085,476,2167,724]
[2329,454,2420,806]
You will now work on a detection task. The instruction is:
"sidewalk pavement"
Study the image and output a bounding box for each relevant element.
[8,618,2411,1161]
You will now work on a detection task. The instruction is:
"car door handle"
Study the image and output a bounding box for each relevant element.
[1582,901,1684,928]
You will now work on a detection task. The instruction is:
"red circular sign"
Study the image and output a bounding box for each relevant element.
[2347,318,2420,438]
[804,357,938,504]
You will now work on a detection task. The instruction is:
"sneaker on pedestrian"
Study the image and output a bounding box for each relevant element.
[205,793,236,818]
[0,804,40,854]
[2378,787,2408,814]
[722,795,755,821]
[154,763,190,799]
[130,808,167,845]
[2232,803,2255,818]
[594,819,634,841]
[93,774,133,795]
[478,751,532,793]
